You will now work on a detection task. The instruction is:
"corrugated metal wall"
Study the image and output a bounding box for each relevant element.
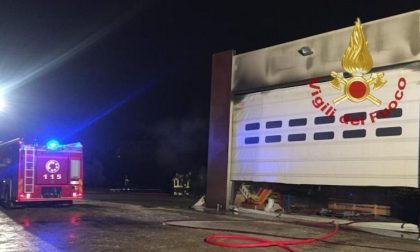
[230,65,420,187]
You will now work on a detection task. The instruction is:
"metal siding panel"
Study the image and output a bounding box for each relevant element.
[232,11,420,93]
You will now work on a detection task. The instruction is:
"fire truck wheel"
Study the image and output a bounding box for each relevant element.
[62,200,73,206]
[4,188,15,209]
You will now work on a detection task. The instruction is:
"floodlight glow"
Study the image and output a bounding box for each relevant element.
[0,91,5,111]
[46,139,60,150]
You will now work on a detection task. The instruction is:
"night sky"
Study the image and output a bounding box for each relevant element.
[1,1,420,189]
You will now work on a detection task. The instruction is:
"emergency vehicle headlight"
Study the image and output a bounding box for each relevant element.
[70,181,79,185]
[46,139,60,150]
[0,90,6,111]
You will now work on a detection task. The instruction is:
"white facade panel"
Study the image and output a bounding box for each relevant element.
[230,66,420,187]
[232,10,420,93]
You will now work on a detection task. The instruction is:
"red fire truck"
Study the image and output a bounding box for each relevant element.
[0,138,83,208]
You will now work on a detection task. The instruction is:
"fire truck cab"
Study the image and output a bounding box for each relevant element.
[0,138,83,208]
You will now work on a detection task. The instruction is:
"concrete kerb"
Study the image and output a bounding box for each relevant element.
[236,207,419,235]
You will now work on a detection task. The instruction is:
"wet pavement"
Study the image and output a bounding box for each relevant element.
[0,191,420,251]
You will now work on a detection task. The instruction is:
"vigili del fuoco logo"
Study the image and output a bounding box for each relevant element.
[309,18,407,125]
